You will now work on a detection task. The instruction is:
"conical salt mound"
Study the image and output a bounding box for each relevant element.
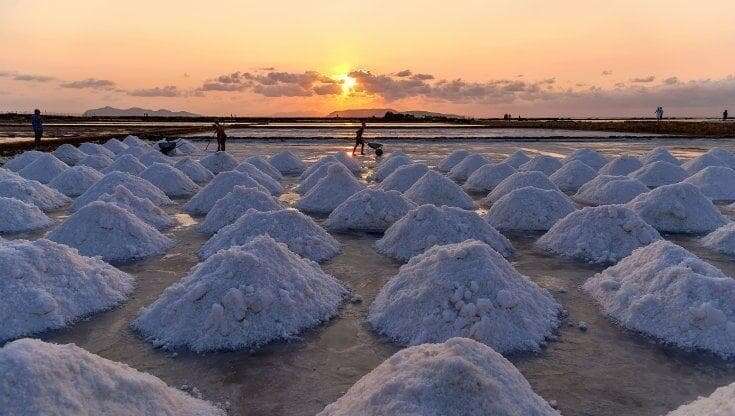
[463,162,516,194]
[48,165,103,197]
[640,147,681,165]
[626,182,727,233]
[373,154,412,182]
[0,178,71,211]
[117,145,148,158]
[79,142,115,158]
[437,149,470,172]
[199,152,238,175]
[297,164,365,214]
[376,204,513,261]
[404,170,474,210]
[0,167,20,180]
[701,222,735,256]
[628,161,687,187]
[296,161,342,194]
[485,187,575,232]
[485,171,560,204]
[574,175,648,205]
[18,153,69,184]
[299,155,340,180]
[598,155,642,176]
[331,152,362,175]
[134,235,348,352]
[318,337,560,416]
[369,240,560,352]
[378,163,429,193]
[140,163,199,198]
[666,381,735,416]
[537,205,660,264]
[139,151,174,167]
[73,171,172,211]
[235,161,283,195]
[244,155,283,180]
[682,152,728,176]
[49,201,172,263]
[0,197,52,233]
[503,150,532,168]
[563,148,608,170]
[175,158,214,184]
[269,150,306,175]
[173,138,199,155]
[583,240,735,358]
[78,154,114,171]
[201,208,341,261]
[4,150,43,172]
[0,338,224,415]
[53,144,85,166]
[103,154,146,175]
[199,186,283,235]
[325,188,417,233]
[705,147,735,169]
[0,239,133,342]
[448,154,491,183]
[548,160,596,192]
[122,135,151,148]
[184,171,265,215]
[518,155,562,176]
[683,166,735,201]
[99,185,175,230]
[103,138,129,154]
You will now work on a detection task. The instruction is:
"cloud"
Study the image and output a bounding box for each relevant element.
[630,75,655,83]
[411,73,434,81]
[13,73,55,82]
[60,78,116,90]
[602,70,613,76]
[662,76,679,85]
[198,70,340,97]
[395,70,412,77]
[128,85,181,97]
[313,83,342,95]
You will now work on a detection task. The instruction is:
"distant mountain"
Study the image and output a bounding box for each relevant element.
[327,108,463,119]
[83,106,201,117]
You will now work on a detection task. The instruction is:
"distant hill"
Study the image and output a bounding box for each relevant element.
[83,106,201,117]
[327,108,463,119]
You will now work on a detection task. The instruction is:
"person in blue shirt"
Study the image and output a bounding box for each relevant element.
[31,109,43,149]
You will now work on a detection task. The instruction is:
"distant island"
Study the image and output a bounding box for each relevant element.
[327,108,463,119]
[83,106,201,117]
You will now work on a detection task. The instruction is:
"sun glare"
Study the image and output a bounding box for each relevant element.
[339,75,357,95]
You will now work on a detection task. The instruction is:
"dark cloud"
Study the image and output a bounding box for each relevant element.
[198,70,339,97]
[411,73,434,81]
[602,70,613,76]
[128,85,180,97]
[630,75,655,83]
[395,70,412,77]
[13,73,55,82]
[662,76,679,85]
[60,78,116,90]
[313,83,342,95]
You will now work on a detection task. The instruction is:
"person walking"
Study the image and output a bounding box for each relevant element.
[352,121,366,156]
[724,109,729,121]
[655,106,664,121]
[31,109,43,149]
[213,120,227,151]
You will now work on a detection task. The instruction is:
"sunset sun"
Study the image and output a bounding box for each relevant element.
[339,75,357,95]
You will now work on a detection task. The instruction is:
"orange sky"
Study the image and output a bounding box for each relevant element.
[1,0,734,116]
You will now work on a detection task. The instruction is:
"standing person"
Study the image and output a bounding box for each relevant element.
[352,121,366,156]
[31,109,43,149]
[655,106,664,121]
[213,120,227,151]
[724,109,729,121]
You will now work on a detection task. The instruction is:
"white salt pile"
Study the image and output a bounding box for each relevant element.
[447,153,491,183]
[0,167,20,180]
[297,164,365,214]
[404,170,474,210]
[626,183,728,233]
[134,235,348,352]
[700,223,735,256]
[173,138,199,155]
[485,187,575,232]
[640,147,681,165]
[201,208,341,261]
[583,240,735,358]
[518,155,563,176]
[198,186,283,235]
[331,152,362,175]
[683,166,735,201]
[99,185,175,230]
[0,197,52,233]
[122,135,151,148]
[139,151,174,167]
[184,171,265,215]
[0,238,133,342]
[117,145,148,158]
[79,142,115,158]
[175,158,214,184]
[49,201,172,263]
[295,161,342,194]
[317,337,560,416]
[485,171,560,204]
[199,151,239,175]
[140,163,200,198]
[103,138,129,154]
[269,150,306,175]
[563,148,608,170]
[548,160,597,192]
[4,150,43,171]
[299,155,340,180]
[437,149,470,172]
[369,240,560,351]
[0,178,71,211]
[73,171,172,211]
[705,147,735,168]
[376,204,513,261]
[682,152,729,176]
[102,154,146,175]
[378,163,429,193]
[0,338,224,416]
[48,165,103,197]
[53,144,86,166]
[537,205,660,264]
[325,188,417,233]
[574,175,649,205]
[373,154,412,182]
[463,162,516,194]
[598,155,643,176]
[503,150,532,168]
[629,161,687,187]
[78,154,114,171]
[235,161,283,195]
[18,153,69,184]
[665,381,735,416]
[244,155,284,180]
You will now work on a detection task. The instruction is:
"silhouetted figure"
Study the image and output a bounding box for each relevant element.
[353,121,366,156]
[655,106,664,121]
[724,110,729,121]
[213,120,227,151]
[31,109,43,149]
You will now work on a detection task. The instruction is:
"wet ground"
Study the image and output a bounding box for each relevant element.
[6,137,735,416]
